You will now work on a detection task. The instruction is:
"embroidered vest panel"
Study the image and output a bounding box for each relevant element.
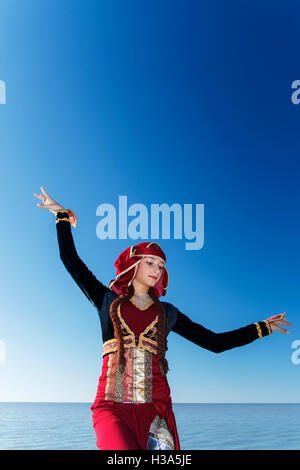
[94,293,178,405]
[102,302,158,356]
[97,289,179,347]
[95,347,172,404]
[103,348,154,403]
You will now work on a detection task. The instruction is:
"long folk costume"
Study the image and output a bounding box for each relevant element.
[55,209,273,450]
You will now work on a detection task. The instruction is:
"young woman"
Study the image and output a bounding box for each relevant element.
[34,186,292,450]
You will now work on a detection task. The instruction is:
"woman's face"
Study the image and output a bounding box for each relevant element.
[133,256,165,290]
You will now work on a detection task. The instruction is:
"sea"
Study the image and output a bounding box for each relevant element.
[0,402,299,450]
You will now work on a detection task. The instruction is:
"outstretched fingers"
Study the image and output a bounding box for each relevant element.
[269,317,292,334]
[268,313,286,321]
[36,203,51,209]
[276,319,292,325]
[33,192,44,202]
[40,186,52,200]
[275,326,290,334]
[269,316,292,327]
[34,192,48,208]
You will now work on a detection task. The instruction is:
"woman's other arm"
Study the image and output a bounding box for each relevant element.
[171,307,284,353]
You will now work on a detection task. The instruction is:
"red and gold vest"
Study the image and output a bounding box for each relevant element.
[92,297,173,404]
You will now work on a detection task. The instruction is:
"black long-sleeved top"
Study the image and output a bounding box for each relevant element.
[55,210,272,355]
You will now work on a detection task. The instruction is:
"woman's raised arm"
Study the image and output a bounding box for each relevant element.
[34,186,109,310]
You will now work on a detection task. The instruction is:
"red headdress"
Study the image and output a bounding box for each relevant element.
[109,242,169,298]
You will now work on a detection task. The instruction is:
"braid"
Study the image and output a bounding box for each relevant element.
[148,287,169,376]
[110,283,169,377]
[109,283,134,374]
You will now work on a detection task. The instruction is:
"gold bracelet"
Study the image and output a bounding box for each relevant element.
[255,322,262,338]
[55,208,77,228]
[264,320,272,335]
[55,209,69,215]
[55,217,70,224]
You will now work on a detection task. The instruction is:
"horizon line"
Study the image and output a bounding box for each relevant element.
[1,401,299,405]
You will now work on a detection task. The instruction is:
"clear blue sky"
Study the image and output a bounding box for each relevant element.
[0,0,299,403]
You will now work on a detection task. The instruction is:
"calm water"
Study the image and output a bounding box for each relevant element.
[0,402,299,450]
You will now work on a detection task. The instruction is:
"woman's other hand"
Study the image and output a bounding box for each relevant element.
[266,312,292,334]
[33,186,65,215]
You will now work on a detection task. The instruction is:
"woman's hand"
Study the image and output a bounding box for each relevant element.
[266,312,292,334]
[33,186,65,215]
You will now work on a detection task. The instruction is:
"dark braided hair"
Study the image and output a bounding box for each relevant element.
[109,283,170,376]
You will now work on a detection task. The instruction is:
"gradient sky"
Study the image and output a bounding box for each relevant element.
[0,0,299,403]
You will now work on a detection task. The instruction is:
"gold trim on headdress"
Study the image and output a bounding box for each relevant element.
[128,263,139,287]
[146,242,163,250]
[129,245,136,260]
[129,253,166,265]
[109,242,168,295]
[109,260,142,289]
[109,256,167,289]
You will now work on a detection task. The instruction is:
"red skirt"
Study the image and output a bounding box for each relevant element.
[91,398,180,450]
[90,352,180,450]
